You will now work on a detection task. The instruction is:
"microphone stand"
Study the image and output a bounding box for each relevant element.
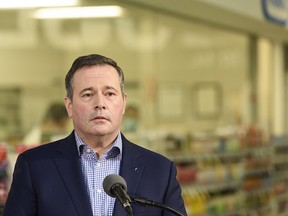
[130,197,185,216]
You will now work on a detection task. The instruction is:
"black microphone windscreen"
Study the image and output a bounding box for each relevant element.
[103,174,127,197]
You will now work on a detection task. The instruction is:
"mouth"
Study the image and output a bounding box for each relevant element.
[92,115,107,121]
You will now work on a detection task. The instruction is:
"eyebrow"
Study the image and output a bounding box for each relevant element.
[79,87,93,95]
[79,86,118,94]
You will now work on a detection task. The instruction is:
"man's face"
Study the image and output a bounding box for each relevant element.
[64,64,127,139]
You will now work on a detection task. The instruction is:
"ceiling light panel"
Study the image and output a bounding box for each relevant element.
[33,6,124,19]
[0,0,78,9]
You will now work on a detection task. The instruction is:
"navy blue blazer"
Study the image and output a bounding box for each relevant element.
[3,132,187,216]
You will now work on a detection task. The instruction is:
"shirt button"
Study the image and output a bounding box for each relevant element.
[96,162,101,167]
[97,189,101,193]
[86,148,91,153]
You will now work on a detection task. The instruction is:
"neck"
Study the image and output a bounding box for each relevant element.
[77,131,119,157]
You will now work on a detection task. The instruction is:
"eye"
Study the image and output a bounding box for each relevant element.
[106,91,116,97]
[82,92,93,98]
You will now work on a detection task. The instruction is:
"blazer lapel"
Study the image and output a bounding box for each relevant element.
[120,143,144,197]
[114,134,144,215]
[53,133,93,216]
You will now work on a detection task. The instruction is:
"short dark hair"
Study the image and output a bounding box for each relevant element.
[65,54,125,99]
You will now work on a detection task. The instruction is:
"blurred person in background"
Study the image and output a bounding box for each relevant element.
[23,102,70,146]
[121,104,139,133]
[3,54,187,216]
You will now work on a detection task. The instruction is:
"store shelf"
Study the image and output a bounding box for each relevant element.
[0,88,22,140]
[271,136,288,215]
[164,126,275,215]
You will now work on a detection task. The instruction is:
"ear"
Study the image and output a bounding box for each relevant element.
[123,93,128,115]
[64,97,73,118]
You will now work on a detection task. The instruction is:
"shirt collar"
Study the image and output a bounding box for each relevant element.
[74,131,122,160]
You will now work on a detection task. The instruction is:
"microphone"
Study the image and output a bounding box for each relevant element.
[103,174,184,216]
[103,174,133,215]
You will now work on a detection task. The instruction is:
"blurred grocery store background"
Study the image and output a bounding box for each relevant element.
[0,0,288,215]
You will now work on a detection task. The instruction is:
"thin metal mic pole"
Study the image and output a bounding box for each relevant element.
[131,197,185,216]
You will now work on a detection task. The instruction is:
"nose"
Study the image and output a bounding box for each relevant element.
[95,104,106,110]
[94,93,106,110]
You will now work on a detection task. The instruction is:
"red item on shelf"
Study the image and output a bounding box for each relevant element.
[176,165,197,184]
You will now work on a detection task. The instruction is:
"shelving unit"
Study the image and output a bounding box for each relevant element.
[0,144,10,214]
[0,88,22,140]
[163,126,274,216]
[271,136,288,216]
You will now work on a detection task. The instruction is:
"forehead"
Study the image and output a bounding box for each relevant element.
[73,65,120,83]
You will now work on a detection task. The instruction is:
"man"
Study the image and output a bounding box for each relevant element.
[3,54,187,216]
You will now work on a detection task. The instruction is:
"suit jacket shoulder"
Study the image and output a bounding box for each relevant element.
[118,134,187,215]
[4,132,93,216]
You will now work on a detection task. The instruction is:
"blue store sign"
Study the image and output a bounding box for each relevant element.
[262,0,288,26]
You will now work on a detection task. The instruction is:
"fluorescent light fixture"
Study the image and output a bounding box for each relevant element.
[0,0,78,9]
[33,6,124,19]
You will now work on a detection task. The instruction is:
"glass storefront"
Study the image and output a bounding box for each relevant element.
[0,3,251,143]
[0,1,287,215]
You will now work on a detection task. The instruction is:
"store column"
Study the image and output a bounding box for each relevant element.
[256,37,273,133]
[272,42,285,136]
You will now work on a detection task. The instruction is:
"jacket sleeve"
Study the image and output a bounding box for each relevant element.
[162,161,187,216]
[3,153,37,216]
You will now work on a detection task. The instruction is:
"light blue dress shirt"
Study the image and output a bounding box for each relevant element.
[75,131,122,216]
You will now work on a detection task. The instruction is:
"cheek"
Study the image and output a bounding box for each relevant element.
[72,108,87,126]
[70,103,88,118]
[74,106,89,118]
